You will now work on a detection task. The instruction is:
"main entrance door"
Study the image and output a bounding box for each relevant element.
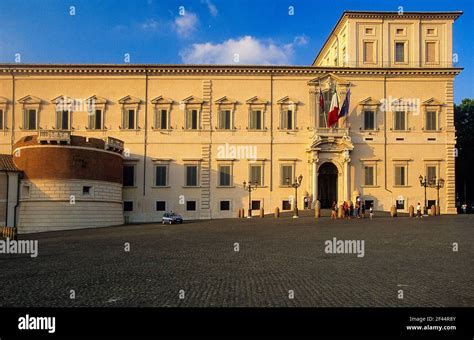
[318,162,338,208]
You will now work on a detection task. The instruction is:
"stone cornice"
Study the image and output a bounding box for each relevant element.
[0,64,462,77]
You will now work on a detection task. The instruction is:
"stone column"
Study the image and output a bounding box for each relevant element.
[343,150,351,201]
[312,156,319,208]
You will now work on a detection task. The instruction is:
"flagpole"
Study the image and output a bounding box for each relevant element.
[346,82,352,129]
[319,80,327,128]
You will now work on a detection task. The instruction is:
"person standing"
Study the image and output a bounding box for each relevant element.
[369,203,374,220]
[416,202,422,218]
[331,201,337,219]
[361,201,366,218]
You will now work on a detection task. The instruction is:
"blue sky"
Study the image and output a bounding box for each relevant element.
[0,0,472,102]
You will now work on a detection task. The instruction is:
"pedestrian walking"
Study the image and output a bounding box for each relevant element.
[361,201,366,218]
[349,201,354,219]
[416,202,422,218]
[331,201,337,219]
[369,203,374,219]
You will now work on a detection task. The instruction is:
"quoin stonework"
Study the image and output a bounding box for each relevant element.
[0,11,462,232]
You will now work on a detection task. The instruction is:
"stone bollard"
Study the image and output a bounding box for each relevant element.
[260,208,264,218]
[409,205,415,217]
[390,205,397,217]
[338,205,344,218]
[274,207,280,218]
[238,209,242,218]
[436,205,441,216]
[315,200,321,218]
[241,208,245,218]
[315,206,321,218]
[430,205,436,216]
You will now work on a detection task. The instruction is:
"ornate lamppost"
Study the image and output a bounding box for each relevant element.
[429,176,445,214]
[419,175,429,215]
[286,174,303,218]
[243,180,258,218]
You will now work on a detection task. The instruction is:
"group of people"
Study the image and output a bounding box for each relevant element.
[331,197,374,220]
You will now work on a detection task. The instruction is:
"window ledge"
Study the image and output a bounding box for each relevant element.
[119,128,141,131]
[215,128,238,132]
[422,129,441,133]
[123,186,138,188]
[151,185,171,188]
[393,185,412,188]
[361,185,380,188]
[216,186,235,188]
[182,186,201,188]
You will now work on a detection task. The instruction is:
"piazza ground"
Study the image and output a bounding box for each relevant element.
[0,211,472,307]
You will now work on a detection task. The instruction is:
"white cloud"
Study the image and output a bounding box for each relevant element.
[294,35,309,46]
[202,0,218,17]
[174,13,199,37]
[141,18,160,31]
[180,36,296,65]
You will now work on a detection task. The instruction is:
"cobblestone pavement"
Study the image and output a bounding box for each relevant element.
[0,211,473,307]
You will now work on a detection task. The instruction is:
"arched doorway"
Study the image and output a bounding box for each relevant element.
[318,162,338,208]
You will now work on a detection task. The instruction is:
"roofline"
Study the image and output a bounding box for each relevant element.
[312,10,463,65]
[0,64,463,76]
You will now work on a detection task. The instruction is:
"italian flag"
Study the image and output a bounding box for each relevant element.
[327,92,339,128]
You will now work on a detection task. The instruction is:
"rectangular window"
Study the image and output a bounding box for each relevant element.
[282,200,291,210]
[57,110,69,130]
[156,109,168,129]
[396,199,405,210]
[124,201,133,212]
[156,201,166,211]
[155,165,167,187]
[281,110,293,130]
[123,165,135,187]
[395,165,406,186]
[185,165,198,186]
[24,109,37,130]
[220,200,230,211]
[186,201,196,211]
[281,165,293,186]
[89,109,102,130]
[82,186,92,195]
[249,110,262,130]
[427,166,437,182]
[363,41,374,63]
[218,165,231,186]
[186,109,198,129]
[364,166,375,186]
[251,200,261,210]
[364,110,375,130]
[249,165,262,186]
[0,109,3,129]
[426,42,436,63]
[122,109,135,129]
[21,185,30,198]
[365,27,373,35]
[425,111,437,131]
[219,110,231,130]
[395,42,405,63]
[394,111,406,131]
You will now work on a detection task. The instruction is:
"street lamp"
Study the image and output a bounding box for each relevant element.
[429,176,445,214]
[286,174,303,218]
[243,180,258,218]
[419,175,429,215]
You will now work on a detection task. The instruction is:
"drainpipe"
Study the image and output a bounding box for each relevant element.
[13,172,21,227]
[143,68,148,197]
[270,73,274,192]
[10,68,15,153]
[383,72,392,203]
[3,171,8,225]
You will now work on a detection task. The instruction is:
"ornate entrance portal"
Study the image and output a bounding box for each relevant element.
[318,162,338,208]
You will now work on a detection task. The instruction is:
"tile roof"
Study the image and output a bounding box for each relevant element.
[0,154,21,172]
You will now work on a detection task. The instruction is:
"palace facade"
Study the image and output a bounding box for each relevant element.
[0,11,462,232]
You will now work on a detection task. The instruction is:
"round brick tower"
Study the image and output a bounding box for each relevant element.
[13,131,124,233]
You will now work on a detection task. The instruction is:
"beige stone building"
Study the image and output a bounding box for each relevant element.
[0,11,462,231]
